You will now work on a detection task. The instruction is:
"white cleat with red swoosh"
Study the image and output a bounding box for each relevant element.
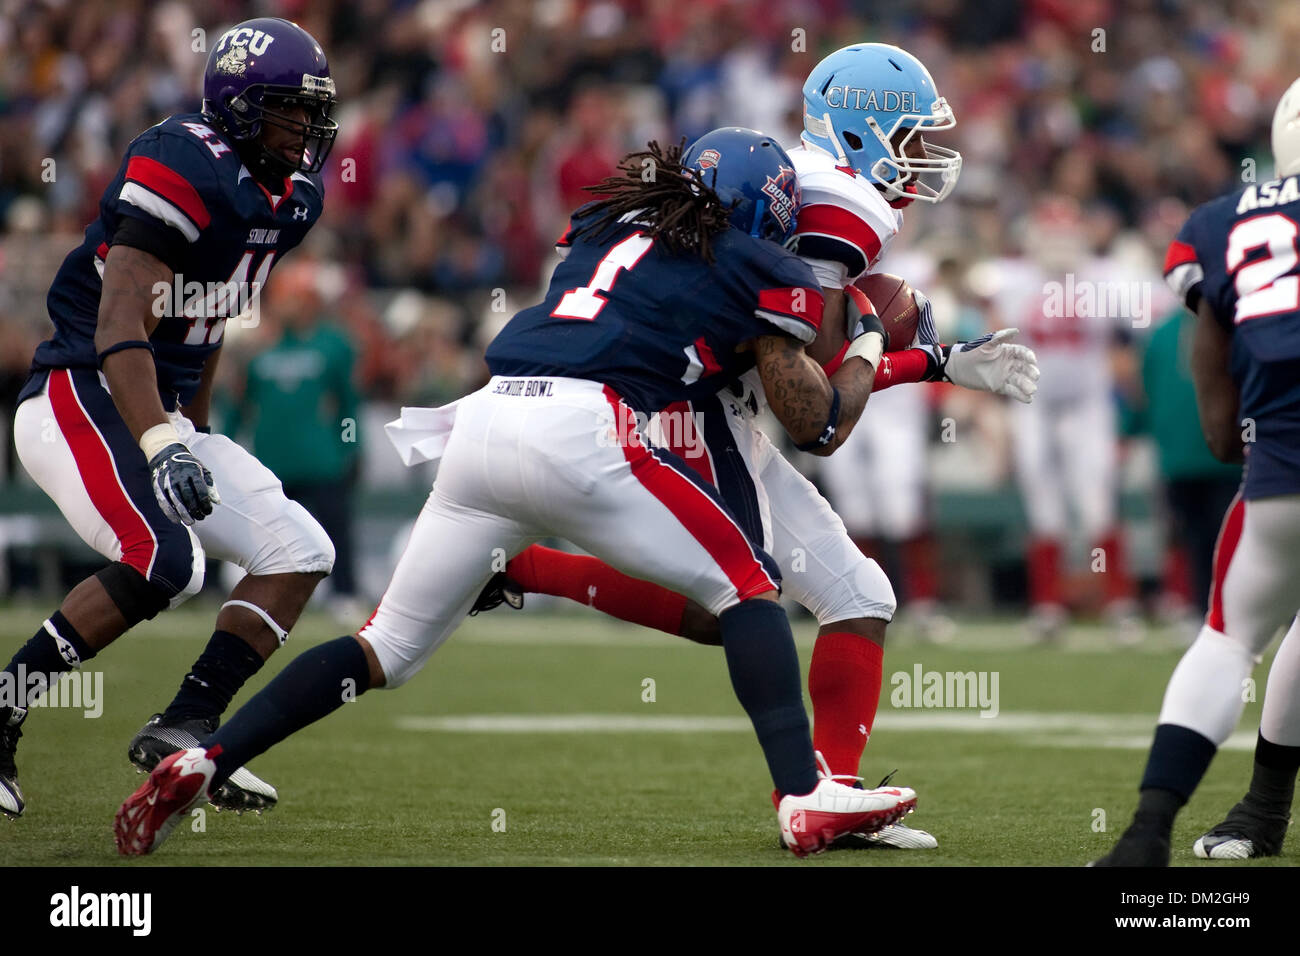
[778,753,917,858]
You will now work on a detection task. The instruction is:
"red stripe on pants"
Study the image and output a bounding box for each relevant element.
[1206,495,1245,633]
[47,370,158,578]
[604,387,774,602]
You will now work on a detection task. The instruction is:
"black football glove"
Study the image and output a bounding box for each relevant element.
[148,443,220,526]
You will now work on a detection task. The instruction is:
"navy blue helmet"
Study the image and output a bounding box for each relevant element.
[202,18,338,177]
[681,127,801,246]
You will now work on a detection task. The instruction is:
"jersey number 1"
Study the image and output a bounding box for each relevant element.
[551,233,653,320]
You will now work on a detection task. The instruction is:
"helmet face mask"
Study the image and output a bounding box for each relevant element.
[802,43,961,204]
[235,86,339,176]
[202,18,338,179]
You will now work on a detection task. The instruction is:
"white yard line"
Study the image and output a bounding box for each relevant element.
[394,711,1258,750]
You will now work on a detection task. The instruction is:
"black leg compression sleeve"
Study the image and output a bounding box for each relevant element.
[95,562,170,625]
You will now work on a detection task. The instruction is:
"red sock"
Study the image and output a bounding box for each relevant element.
[1163,545,1192,604]
[808,632,884,780]
[900,533,938,602]
[507,545,688,636]
[1095,530,1135,605]
[1027,537,1063,608]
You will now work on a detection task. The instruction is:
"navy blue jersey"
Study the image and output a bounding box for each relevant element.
[25,112,323,409]
[485,210,824,413]
[1164,174,1300,499]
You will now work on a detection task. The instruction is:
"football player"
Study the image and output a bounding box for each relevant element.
[1093,78,1300,865]
[991,198,1142,641]
[0,18,339,819]
[472,43,1039,849]
[115,128,919,858]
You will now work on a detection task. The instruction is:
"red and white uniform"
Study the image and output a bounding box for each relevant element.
[994,255,1123,546]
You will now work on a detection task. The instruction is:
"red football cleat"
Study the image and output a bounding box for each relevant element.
[114,747,216,856]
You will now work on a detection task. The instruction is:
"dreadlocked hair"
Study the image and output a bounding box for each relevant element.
[569,138,735,262]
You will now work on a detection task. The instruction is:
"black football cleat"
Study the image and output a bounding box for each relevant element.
[0,711,25,819]
[1090,822,1170,866]
[1194,796,1290,859]
[128,713,276,813]
[469,573,525,616]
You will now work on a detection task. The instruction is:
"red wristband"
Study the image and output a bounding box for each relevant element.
[872,347,931,391]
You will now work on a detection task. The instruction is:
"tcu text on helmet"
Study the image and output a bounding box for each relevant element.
[214,26,275,57]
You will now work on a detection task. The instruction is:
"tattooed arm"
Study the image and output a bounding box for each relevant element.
[93,244,172,441]
[752,332,876,456]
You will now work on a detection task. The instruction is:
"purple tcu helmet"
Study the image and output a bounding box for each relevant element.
[202,17,338,177]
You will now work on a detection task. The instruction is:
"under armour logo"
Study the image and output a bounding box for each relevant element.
[858,724,867,736]
[586,585,597,605]
[44,619,81,667]
[292,205,309,221]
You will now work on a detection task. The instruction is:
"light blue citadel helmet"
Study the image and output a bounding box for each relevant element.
[801,43,961,203]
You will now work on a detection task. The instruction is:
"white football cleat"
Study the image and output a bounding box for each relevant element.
[115,747,216,856]
[778,754,917,857]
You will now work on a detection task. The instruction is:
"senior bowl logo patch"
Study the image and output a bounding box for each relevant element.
[761,164,798,231]
[216,44,249,75]
[696,148,721,170]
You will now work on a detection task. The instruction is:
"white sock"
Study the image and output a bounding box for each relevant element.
[1261,618,1300,747]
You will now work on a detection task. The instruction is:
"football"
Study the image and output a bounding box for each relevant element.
[855,272,919,351]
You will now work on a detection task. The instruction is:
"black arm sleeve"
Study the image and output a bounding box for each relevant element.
[110,215,189,274]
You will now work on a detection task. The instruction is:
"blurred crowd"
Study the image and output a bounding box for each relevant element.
[1,0,1296,623]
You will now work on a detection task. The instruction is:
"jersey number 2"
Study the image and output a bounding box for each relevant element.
[551,233,653,320]
[1227,213,1300,322]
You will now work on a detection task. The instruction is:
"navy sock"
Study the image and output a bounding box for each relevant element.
[162,630,265,724]
[1132,787,1185,833]
[207,635,370,789]
[719,599,817,797]
[1140,723,1217,802]
[0,612,96,725]
[1246,732,1300,809]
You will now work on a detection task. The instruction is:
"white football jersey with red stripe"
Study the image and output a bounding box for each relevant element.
[788,144,903,283]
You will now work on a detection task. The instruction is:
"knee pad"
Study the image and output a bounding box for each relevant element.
[95,562,172,626]
[244,502,336,576]
[816,554,897,627]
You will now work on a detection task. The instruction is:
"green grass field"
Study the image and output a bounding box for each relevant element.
[0,601,1288,867]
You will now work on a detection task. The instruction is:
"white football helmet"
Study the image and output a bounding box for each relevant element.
[1271,76,1300,178]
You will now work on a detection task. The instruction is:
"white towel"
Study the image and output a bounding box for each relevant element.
[384,402,461,467]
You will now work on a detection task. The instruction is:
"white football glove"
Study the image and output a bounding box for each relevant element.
[936,328,1040,404]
